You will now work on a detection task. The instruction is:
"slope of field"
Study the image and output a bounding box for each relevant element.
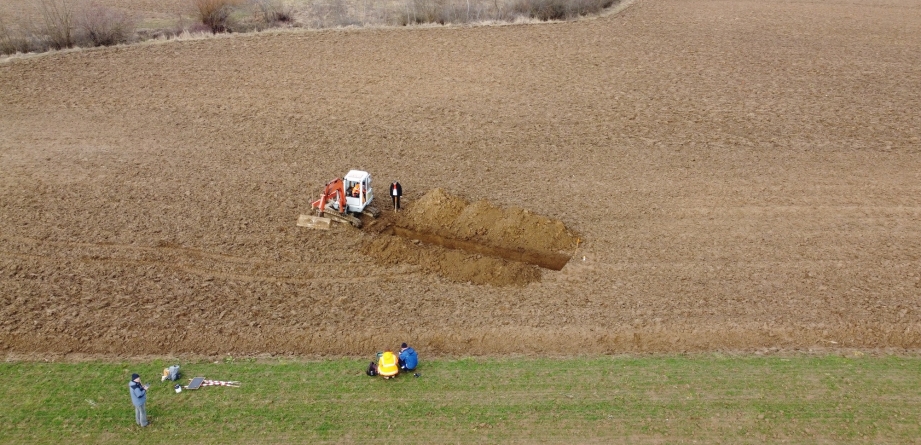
[1,0,920,357]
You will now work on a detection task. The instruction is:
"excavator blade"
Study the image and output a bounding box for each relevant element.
[297,214,332,230]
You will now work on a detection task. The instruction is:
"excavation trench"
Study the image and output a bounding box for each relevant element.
[388,227,571,270]
[363,189,579,286]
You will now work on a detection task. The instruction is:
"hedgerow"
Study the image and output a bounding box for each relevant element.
[0,0,621,57]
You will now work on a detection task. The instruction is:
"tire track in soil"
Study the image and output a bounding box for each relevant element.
[1,236,418,284]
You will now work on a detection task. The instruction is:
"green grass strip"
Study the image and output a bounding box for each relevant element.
[0,355,919,444]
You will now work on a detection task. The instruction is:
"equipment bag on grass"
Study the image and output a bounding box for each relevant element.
[162,365,180,382]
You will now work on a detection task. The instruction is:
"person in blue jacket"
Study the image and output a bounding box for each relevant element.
[129,373,149,427]
[398,343,418,371]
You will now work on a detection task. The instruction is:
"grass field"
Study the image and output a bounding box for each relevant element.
[1,355,919,443]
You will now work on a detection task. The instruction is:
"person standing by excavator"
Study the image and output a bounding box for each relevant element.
[390,181,402,211]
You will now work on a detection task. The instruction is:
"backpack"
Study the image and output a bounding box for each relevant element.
[162,365,180,382]
[366,361,377,377]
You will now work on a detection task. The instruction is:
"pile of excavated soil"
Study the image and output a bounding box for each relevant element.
[362,189,578,286]
[1,0,920,358]
[398,188,577,256]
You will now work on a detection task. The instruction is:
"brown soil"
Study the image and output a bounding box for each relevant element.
[362,188,578,286]
[1,0,921,358]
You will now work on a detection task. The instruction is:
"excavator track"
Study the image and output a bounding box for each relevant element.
[362,205,381,218]
[320,210,362,228]
[321,203,362,228]
[331,213,362,228]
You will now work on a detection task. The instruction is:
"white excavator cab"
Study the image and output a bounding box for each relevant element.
[342,170,373,213]
[301,169,379,229]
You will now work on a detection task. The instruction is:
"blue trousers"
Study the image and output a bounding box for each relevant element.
[134,403,148,427]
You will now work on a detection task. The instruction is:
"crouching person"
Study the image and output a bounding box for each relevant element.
[398,343,418,371]
[377,350,400,379]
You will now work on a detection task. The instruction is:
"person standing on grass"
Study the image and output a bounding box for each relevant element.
[129,373,150,427]
[390,181,402,211]
[398,342,418,371]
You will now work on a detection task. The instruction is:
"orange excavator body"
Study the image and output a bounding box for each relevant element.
[311,178,347,217]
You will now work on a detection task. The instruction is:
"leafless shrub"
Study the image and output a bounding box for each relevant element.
[3,0,619,56]
[439,0,497,24]
[351,0,392,26]
[76,4,137,46]
[568,0,615,16]
[1,15,55,55]
[252,0,294,26]
[510,0,561,20]
[306,0,361,28]
[193,0,242,33]
[396,0,556,26]
[39,0,76,49]
[0,16,20,55]
[397,0,443,25]
[172,14,214,37]
[398,0,488,26]
[511,0,613,21]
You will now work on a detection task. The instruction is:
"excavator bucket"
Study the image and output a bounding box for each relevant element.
[297,214,332,230]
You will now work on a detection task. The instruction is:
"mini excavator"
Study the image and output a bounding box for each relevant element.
[298,170,380,229]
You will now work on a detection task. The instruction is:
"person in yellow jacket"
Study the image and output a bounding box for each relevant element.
[377,350,399,379]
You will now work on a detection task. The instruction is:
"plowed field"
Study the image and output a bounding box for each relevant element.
[2,0,920,358]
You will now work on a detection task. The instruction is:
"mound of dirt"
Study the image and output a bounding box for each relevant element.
[362,189,579,286]
[400,189,578,255]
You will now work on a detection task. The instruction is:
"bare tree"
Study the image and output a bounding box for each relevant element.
[40,0,75,49]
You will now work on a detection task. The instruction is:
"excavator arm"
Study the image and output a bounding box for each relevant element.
[311,178,347,217]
